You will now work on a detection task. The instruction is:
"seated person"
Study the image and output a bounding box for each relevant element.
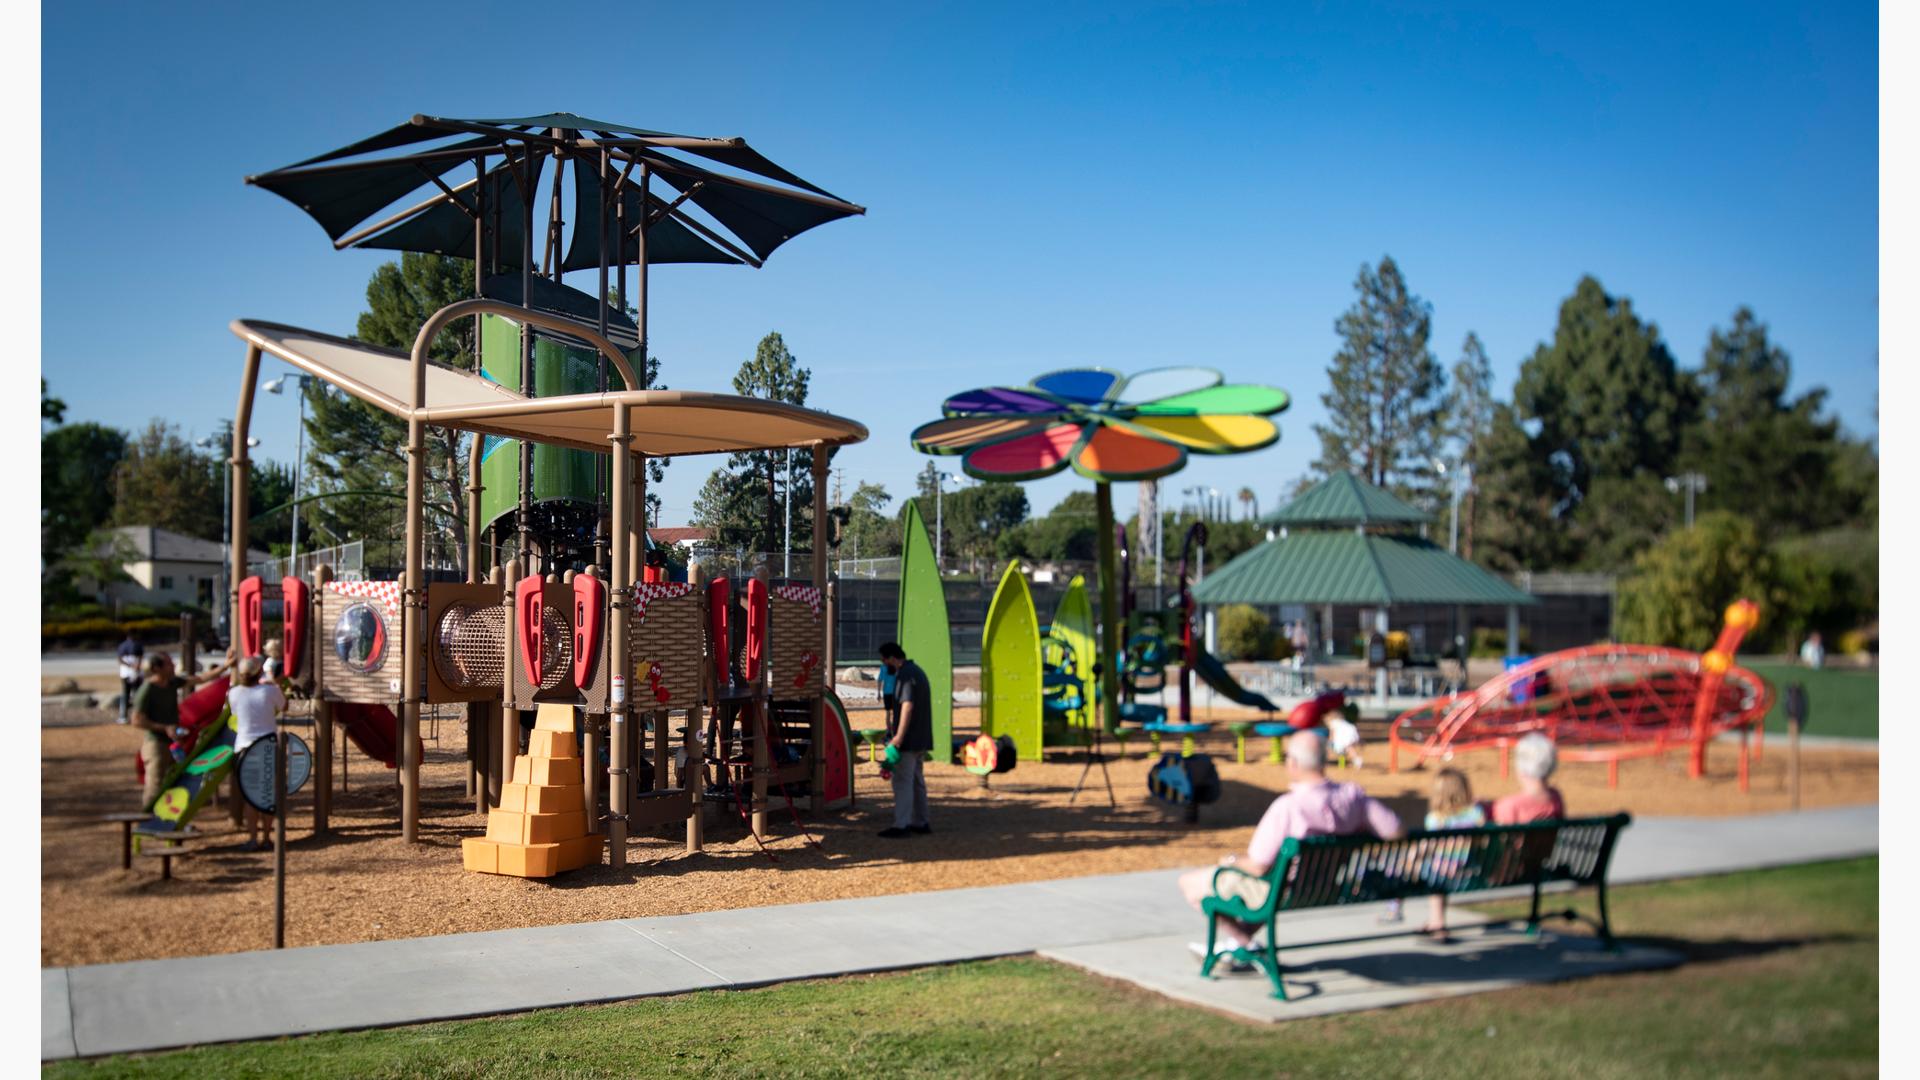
[1179,730,1404,963]
[1491,732,1566,824]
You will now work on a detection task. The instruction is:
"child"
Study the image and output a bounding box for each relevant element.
[262,638,284,684]
[1324,706,1364,769]
[1380,768,1485,934]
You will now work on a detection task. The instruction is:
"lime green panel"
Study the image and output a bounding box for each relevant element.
[1051,575,1097,730]
[1131,385,1290,416]
[897,501,952,760]
[477,312,621,528]
[982,562,1043,764]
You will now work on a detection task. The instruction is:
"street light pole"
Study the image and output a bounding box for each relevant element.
[1665,473,1708,528]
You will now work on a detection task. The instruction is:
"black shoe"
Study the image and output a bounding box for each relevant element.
[877,827,912,838]
[908,824,933,835]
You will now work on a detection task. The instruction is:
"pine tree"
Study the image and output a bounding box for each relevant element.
[1312,255,1447,504]
[690,333,822,555]
[304,254,474,573]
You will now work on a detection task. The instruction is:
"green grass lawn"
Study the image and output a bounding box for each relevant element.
[49,859,1876,1079]
[1745,662,1878,739]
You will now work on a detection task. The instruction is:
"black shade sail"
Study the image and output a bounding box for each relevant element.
[246,113,863,271]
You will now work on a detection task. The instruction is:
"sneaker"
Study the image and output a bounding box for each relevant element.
[908,824,933,835]
[1188,941,1255,973]
[876,827,912,838]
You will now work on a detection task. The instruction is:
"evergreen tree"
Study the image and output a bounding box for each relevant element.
[690,333,822,554]
[304,254,474,572]
[1479,276,1695,569]
[1679,307,1872,536]
[1312,255,1447,504]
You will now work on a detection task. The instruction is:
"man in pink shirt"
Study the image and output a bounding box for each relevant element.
[1180,730,1404,958]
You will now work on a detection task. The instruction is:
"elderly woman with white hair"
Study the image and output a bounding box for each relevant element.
[1491,732,1566,824]
[227,656,287,852]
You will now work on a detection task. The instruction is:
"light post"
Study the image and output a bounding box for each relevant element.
[1665,473,1707,528]
[264,374,315,570]
[1433,457,1473,555]
[783,447,792,578]
[196,432,260,641]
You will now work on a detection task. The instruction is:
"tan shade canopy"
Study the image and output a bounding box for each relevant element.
[231,319,868,455]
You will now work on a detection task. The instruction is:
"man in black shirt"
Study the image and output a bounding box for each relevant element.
[877,642,932,838]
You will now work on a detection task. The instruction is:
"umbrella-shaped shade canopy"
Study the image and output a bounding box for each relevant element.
[231,319,867,457]
[247,112,863,269]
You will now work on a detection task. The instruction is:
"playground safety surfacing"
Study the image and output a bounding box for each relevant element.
[1042,908,1683,1024]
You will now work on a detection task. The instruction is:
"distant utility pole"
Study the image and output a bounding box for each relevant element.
[1664,472,1708,528]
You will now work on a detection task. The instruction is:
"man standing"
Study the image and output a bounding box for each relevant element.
[115,630,144,724]
[876,641,932,838]
[130,651,228,808]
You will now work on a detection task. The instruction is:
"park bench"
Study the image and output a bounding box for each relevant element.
[1201,813,1631,999]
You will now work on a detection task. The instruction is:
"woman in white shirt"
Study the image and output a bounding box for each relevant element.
[227,657,286,852]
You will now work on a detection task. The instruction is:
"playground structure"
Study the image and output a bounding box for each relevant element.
[1388,600,1774,790]
[165,115,872,872]
[915,368,1290,765]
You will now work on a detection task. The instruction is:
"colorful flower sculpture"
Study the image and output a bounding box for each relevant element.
[910,367,1289,482]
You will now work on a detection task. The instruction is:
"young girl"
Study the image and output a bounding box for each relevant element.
[1420,769,1486,941]
[1380,768,1486,934]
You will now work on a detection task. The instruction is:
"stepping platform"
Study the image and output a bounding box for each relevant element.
[1040,909,1681,1023]
[463,704,603,878]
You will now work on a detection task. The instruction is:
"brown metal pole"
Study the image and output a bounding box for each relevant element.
[606,404,633,868]
[518,152,535,575]
[498,560,519,797]
[467,430,488,813]
[231,344,262,651]
[399,325,432,844]
[312,563,332,835]
[810,447,829,802]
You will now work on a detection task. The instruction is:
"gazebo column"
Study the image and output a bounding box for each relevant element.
[1374,607,1390,705]
[1321,603,1334,658]
[1506,604,1521,659]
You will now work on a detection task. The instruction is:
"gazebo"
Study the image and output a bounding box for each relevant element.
[1193,473,1535,701]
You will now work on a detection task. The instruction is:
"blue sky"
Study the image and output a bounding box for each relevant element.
[42,1,1877,529]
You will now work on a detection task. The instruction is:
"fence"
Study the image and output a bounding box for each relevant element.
[249,541,366,582]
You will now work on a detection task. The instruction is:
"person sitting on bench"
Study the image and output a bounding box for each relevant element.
[1492,733,1566,825]
[1178,729,1404,964]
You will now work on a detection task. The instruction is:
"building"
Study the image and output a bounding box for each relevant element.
[91,526,271,611]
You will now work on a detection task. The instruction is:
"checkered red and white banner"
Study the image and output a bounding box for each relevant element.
[633,581,696,621]
[325,579,402,618]
[770,584,822,620]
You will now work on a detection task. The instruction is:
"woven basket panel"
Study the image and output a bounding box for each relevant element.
[767,591,825,699]
[630,588,707,708]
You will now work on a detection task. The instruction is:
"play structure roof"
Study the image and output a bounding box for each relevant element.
[246,113,863,270]
[1192,530,1536,607]
[231,320,867,456]
[1267,472,1432,527]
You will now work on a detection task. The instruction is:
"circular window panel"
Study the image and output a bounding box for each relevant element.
[333,603,388,674]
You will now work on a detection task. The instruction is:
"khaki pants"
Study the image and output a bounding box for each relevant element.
[141,734,171,809]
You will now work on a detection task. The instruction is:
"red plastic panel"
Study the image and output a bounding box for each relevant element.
[572,574,605,689]
[515,576,545,688]
[280,576,309,679]
[707,578,731,689]
[743,578,768,683]
[237,576,264,657]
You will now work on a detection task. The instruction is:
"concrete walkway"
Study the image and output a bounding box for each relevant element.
[42,804,1876,1061]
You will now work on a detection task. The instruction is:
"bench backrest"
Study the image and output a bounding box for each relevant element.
[1268,814,1630,913]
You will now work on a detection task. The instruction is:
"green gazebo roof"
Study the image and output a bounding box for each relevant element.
[1268,472,1431,527]
[1193,530,1536,607]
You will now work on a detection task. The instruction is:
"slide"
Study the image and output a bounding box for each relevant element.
[139,677,239,835]
[335,702,402,768]
[1189,647,1280,713]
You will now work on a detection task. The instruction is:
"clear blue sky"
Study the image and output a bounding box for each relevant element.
[43,1,1877,529]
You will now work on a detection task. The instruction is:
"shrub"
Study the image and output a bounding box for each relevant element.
[1214,604,1273,661]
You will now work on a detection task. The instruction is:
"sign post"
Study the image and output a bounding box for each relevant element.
[239,733,312,949]
[1785,683,1808,812]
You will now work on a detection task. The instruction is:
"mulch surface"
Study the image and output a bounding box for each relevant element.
[42,705,1876,967]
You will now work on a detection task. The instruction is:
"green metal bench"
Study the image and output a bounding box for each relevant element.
[1201,813,1632,998]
